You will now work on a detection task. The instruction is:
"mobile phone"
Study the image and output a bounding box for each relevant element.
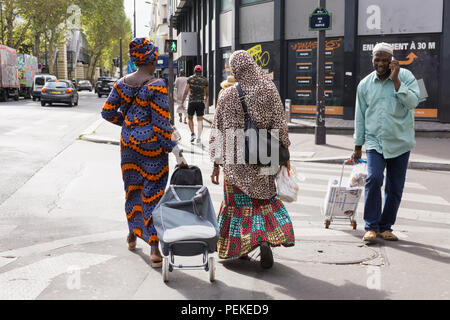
[389,56,395,73]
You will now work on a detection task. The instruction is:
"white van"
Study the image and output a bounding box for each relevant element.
[32,74,57,101]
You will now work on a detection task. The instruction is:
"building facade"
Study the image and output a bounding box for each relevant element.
[168,0,450,123]
[150,0,174,78]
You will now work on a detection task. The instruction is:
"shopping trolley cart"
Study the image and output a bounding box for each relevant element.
[322,159,367,230]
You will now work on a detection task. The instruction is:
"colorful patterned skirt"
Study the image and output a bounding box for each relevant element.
[217,180,295,259]
[121,141,169,245]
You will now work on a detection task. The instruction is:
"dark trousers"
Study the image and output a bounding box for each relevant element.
[364,150,410,232]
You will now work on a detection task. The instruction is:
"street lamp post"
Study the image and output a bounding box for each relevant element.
[119,38,123,78]
[133,0,136,38]
[168,20,174,125]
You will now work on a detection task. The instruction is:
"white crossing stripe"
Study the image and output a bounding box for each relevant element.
[296,170,428,190]
[0,252,114,300]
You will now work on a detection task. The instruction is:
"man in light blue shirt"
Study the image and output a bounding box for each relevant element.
[351,42,420,243]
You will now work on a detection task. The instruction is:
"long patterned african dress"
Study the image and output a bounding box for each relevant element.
[209,50,296,260]
[101,77,175,245]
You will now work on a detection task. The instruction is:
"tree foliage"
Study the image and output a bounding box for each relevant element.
[1,0,132,80]
[80,0,132,82]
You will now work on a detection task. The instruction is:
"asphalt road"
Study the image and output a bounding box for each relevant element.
[0,93,449,301]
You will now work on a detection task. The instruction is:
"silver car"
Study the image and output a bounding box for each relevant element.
[40,80,79,107]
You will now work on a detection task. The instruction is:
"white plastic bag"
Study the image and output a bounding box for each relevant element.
[172,125,182,142]
[276,166,300,202]
[349,162,368,187]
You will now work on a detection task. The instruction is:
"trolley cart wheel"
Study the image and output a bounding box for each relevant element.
[351,221,357,230]
[324,220,330,229]
[162,257,169,282]
[208,256,215,282]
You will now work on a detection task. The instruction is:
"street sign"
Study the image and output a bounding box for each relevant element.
[309,7,332,31]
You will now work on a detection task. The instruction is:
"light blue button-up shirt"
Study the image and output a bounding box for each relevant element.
[354,68,420,159]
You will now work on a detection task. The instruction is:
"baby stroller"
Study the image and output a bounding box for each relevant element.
[153,165,219,282]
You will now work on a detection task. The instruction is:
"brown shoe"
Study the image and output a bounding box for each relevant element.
[363,231,377,243]
[378,230,399,241]
[127,232,137,251]
[150,245,163,268]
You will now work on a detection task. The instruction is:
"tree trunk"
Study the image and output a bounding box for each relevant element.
[89,54,100,84]
[48,33,56,75]
[5,5,15,48]
[33,33,40,60]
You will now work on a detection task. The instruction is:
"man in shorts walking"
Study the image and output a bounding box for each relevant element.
[181,65,209,144]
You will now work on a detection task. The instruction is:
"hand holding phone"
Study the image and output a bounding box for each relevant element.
[389,56,400,80]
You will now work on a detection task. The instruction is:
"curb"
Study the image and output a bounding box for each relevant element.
[287,126,450,138]
[78,136,450,171]
[296,157,450,171]
[79,134,119,145]
[79,115,450,172]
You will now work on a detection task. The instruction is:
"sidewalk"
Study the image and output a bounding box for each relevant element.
[79,112,450,171]
[75,115,450,300]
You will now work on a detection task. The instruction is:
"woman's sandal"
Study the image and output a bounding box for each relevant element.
[150,246,163,268]
[150,256,163,268]
[127,233,137,251]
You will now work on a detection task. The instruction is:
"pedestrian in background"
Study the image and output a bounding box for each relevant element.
[209,50,295,269]
[174,69,188,123]
[351,42,420,243]
[101,38,187,267]
[181,65,209,144]
[218,75,236,100]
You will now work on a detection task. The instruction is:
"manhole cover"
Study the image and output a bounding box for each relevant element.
[273,241,379,265]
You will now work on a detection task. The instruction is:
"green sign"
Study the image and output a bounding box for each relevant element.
[165,40,177,53]
[309,7,332,31]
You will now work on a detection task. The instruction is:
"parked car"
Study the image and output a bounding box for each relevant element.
[77,80,93,91]
[97,79,116,98]
[32,74,57,101]
[40,79,79,107]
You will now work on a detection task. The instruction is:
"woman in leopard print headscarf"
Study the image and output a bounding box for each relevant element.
[209,50,295,268]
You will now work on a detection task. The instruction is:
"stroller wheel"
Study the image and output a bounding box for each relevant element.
[208,256,215,282]
[162,257,169,282]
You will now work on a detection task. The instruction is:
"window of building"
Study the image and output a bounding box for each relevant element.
[241,0,270,5]
[222,49,232,80]
[221,0,232,12]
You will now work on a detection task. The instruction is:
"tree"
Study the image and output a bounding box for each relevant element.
[80,0,131,83]
[16,0,73,73]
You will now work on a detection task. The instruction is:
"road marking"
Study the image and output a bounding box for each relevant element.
[298,171,427,190]
[397,208,450,225]
[0,230,126,269]
[0,252,114,300]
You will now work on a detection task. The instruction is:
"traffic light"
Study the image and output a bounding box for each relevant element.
[112,57,119,67]
[165,40,177,53]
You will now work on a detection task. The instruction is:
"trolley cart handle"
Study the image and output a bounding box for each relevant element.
[346,158,367,164]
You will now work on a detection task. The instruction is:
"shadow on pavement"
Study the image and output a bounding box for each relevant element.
[386,240,450,264]
[219,259,389,300]
[163,267,272,300]
[340,228,450,264]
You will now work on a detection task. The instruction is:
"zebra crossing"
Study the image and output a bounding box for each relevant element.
[174,137,450,231]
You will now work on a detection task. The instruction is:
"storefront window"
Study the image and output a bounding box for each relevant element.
[221,0,232,12]
[241,0,267,5]
[222,49,232,80]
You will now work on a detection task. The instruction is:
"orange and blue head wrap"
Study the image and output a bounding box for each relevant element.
[128,38,158,66]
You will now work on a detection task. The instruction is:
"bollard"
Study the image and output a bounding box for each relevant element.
[285,99,292,123]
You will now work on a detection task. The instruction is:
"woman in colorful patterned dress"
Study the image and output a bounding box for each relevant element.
[209,50,295,269]
[101,38,186,268]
